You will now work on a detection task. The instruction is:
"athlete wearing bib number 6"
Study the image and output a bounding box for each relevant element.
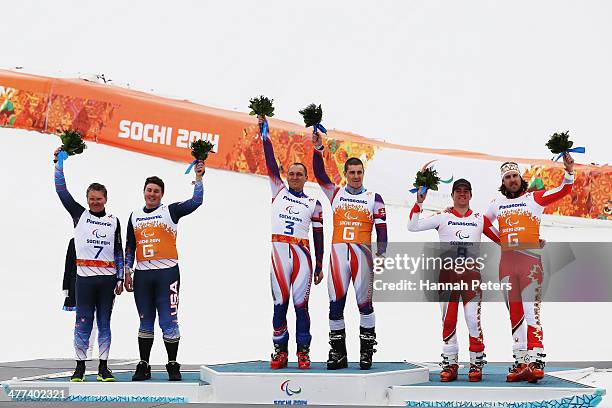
[124,162,204,382]
[259,117,325,370]
[53,147,124,383]
[312,131,388,370]
[485,154,574,383]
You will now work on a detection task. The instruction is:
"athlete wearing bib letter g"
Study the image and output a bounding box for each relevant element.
[485,154,574,383]
[124,162,204,382]
[312,130,388,370]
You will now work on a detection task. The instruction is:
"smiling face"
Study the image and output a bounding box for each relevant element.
[287,164,307,192]
[144,183,164,209]
[87,190,107,213]
[452,186,472,207]
[503,172,522,193]
[345,164,364,190]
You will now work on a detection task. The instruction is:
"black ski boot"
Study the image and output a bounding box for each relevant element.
[327,329,348,370]
[132,360,151,381]
[97,360,115,382]
[70,360,86,382]
[166,361,182,381]
[359,327,377,370]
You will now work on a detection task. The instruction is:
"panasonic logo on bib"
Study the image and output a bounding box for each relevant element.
[448,220,478,227]
[339,197,368,205]
[135,215,163,222]
[499,203,527,210]
[283,195,309,208]
[86,218,112,227]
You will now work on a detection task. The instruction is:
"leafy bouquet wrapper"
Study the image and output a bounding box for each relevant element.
[185,140,214,174]
[409,160,453,194]
[57,129,86,165]
[299,103,327,134]
[546,131,585,161]
[249,96,274,140]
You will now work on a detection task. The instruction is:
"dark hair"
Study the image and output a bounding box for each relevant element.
[144,176,165,193]
[344,157,364,173]
[86,183,107,199]
[499,177,528,198]
[289,162,308,177]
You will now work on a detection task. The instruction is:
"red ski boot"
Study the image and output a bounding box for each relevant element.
[270,344,288,370]
[297,345,311,369]
[468,352,486,382]
[439,354,459,382]
[506,362,535,382]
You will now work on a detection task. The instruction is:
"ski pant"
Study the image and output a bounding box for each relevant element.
[439,269,484,356]
[134,265,181,342]
[270,242,313,347]
[328,243,375,330]
[500,251,544,351]
[74,274,116,361]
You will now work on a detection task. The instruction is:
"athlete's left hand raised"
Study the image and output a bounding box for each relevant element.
[194,161,205,180]
[563,152,574,174]
[115,281,124,295]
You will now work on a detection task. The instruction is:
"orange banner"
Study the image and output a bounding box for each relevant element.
[1,69,610,220]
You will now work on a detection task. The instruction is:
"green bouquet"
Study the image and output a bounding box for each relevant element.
[248,96,275,117]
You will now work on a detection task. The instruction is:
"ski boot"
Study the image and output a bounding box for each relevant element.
[528,348,546,382]
[439,354,459,382]
[468,352,487,382]
[97,360,115,382]
[70,360,86,382]
[506,350,535,382]
[270,343,289,369]
[359,327,377,370]
[327,329,348,370]
[132,360,152,381]
[297,344,311,369]
[166,361,182,381]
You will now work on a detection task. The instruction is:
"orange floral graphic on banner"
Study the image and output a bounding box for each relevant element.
[523,166,612,220]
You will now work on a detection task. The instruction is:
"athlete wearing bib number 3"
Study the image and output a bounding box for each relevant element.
[53,147,124,383]
[485,155,574,383]
[124,162,205,382]
[260,117,325,370]
[312,131,388,370]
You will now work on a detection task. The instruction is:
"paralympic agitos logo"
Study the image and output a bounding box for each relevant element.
[280,380,302,396]
[92,229,107,239]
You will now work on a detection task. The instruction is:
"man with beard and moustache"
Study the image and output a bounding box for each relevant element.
[485,154,574,383]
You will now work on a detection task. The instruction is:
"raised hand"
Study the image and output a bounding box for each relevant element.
[311,131,323,149]
[53,147,62,161]
[563,152,574,174]
[416,188,428,204]
[195,161,205,180]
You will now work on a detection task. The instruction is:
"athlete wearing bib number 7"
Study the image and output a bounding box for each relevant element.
[485,155,574,383]
[53,147,124,383]
[260,117,324,370]
[312,130,387,370]
[124,162,205,382]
